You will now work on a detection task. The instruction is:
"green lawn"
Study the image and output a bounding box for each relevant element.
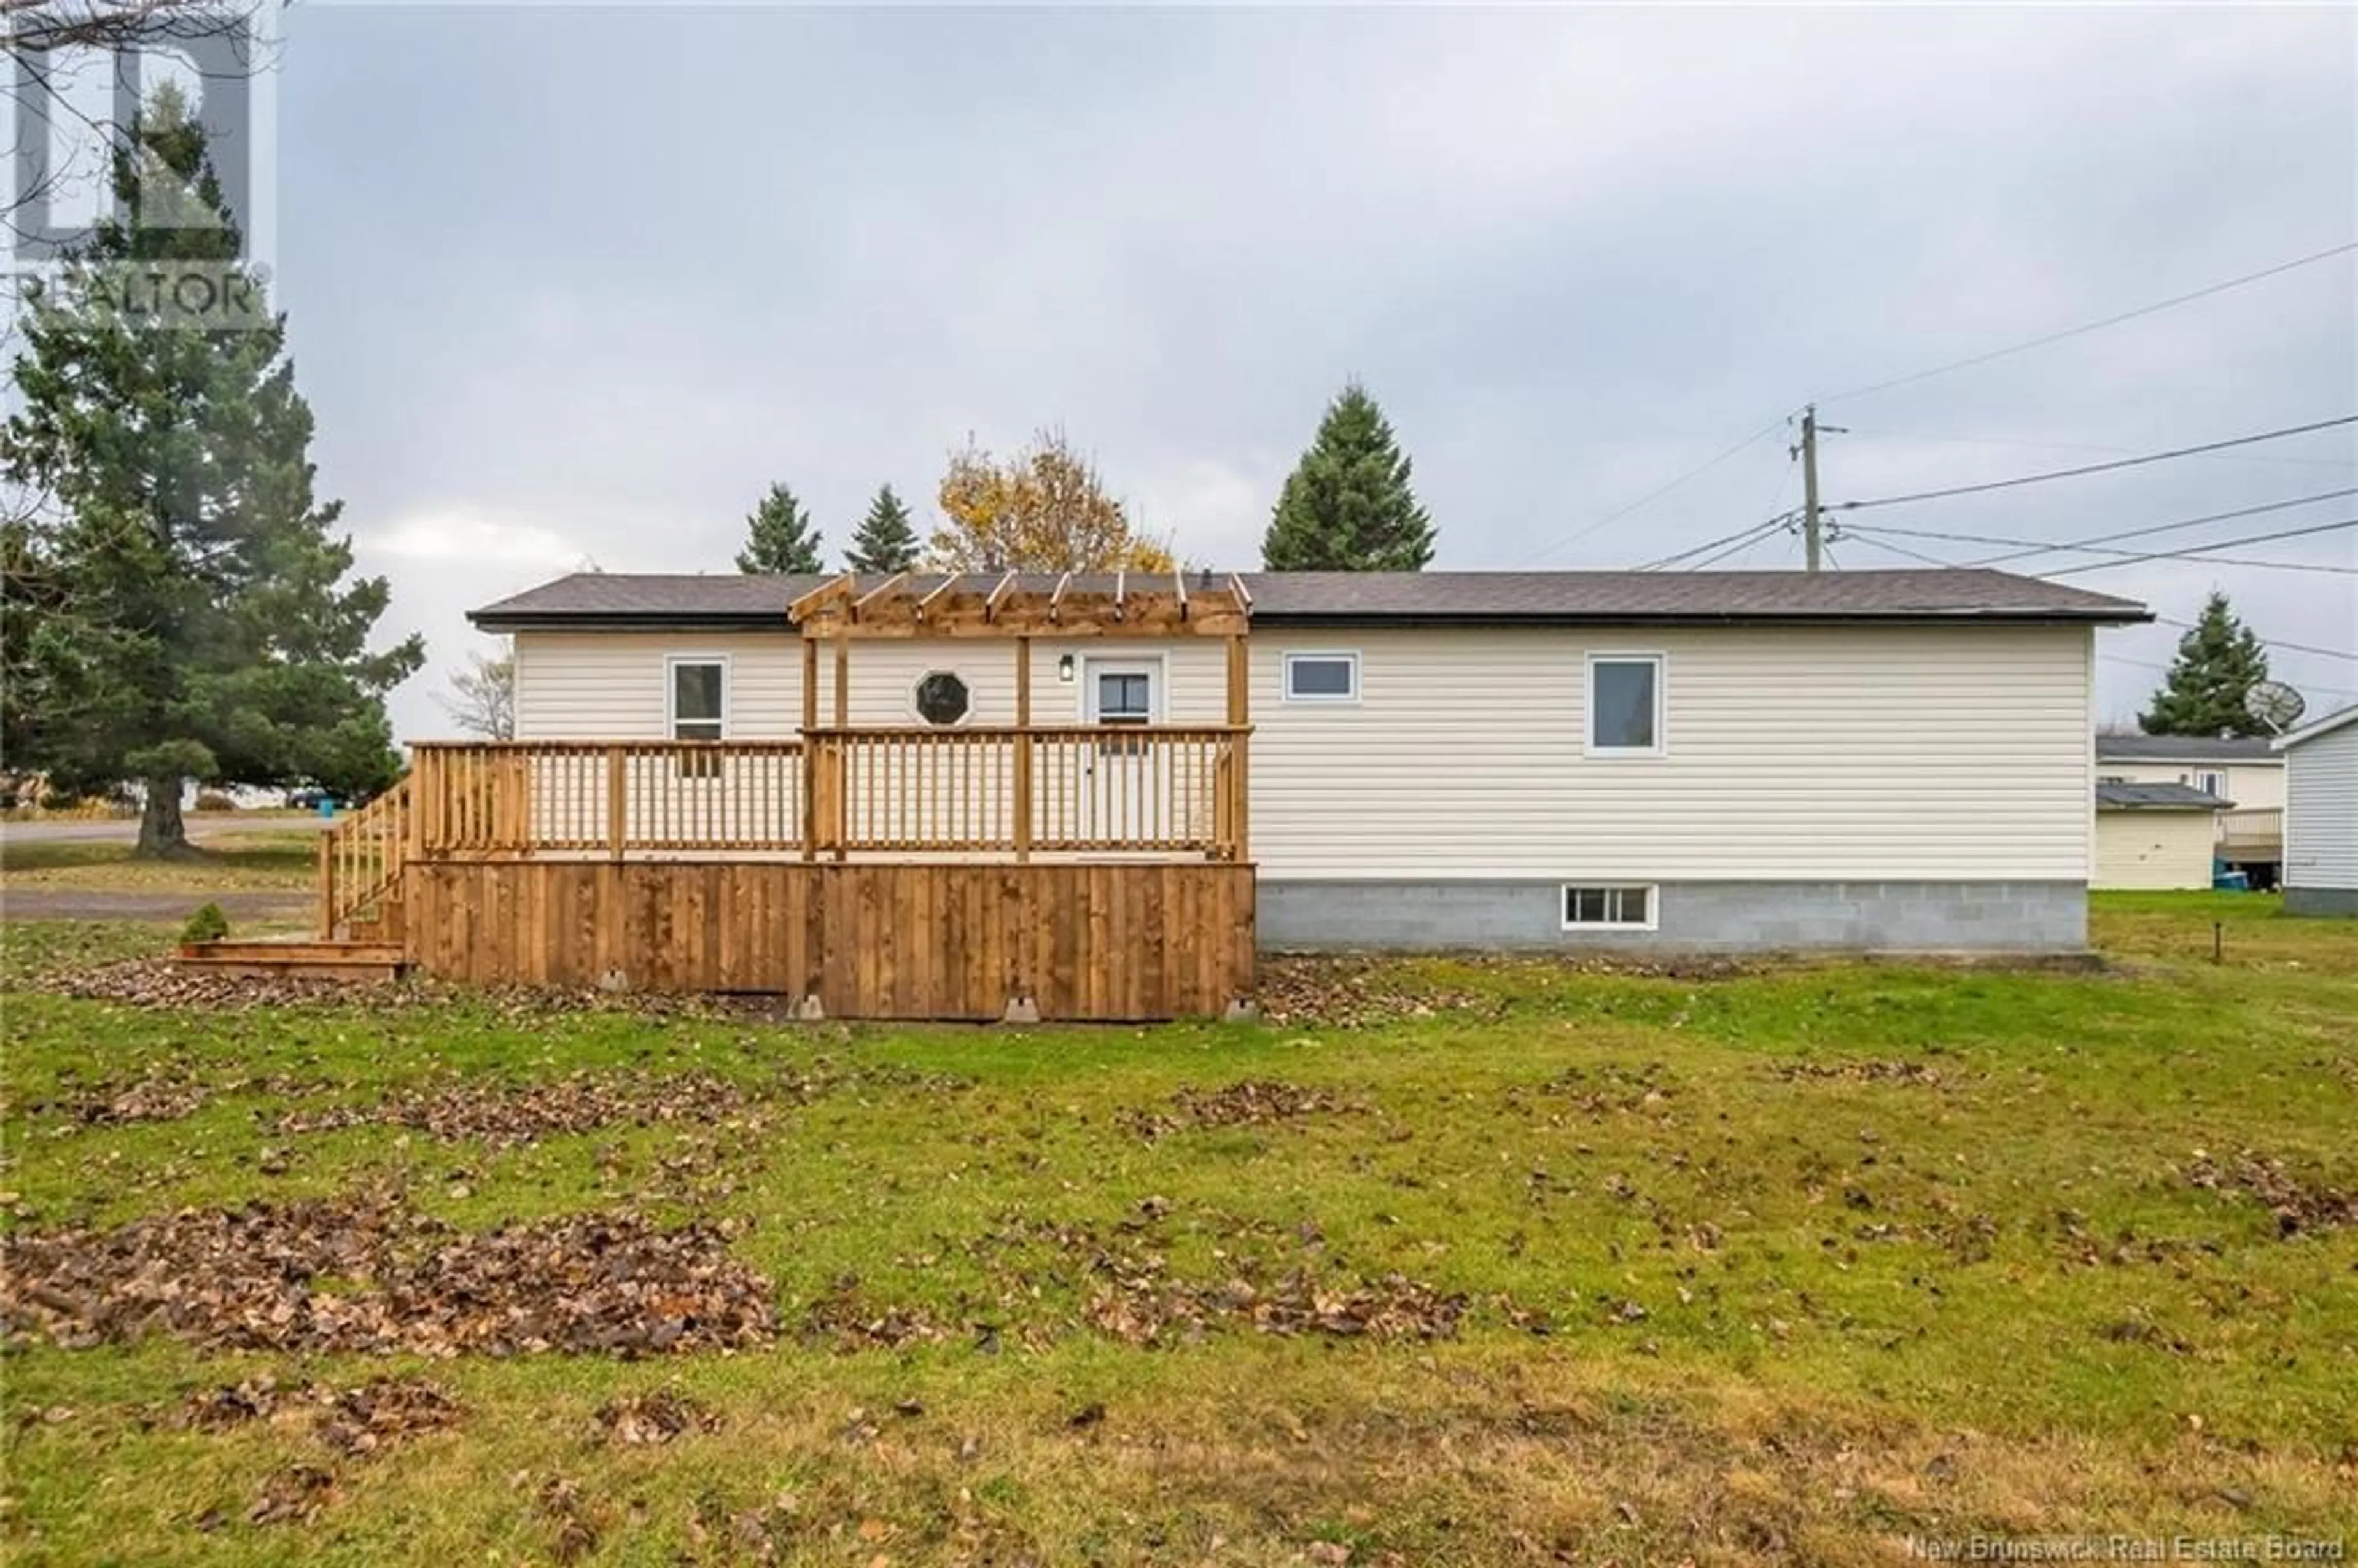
[0,830,320,892]
[2,894,2353,1564]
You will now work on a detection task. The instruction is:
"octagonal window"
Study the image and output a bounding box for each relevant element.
[914,670,970,726]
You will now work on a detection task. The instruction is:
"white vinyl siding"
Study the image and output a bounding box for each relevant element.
[512,632,1224,739]
[511,622,2100,885]
[2093,810,2219,890]
[2093,757,2285,814]
[1248,624,2096,882]
[2282,720,2358,893]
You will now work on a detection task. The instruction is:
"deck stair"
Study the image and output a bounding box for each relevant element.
[174,938,407,982]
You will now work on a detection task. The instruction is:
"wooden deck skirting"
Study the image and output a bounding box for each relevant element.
[400,858,1255,1020]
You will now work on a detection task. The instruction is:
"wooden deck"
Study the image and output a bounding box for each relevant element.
[193,575,1264,1019]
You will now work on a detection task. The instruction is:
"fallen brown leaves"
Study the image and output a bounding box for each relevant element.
[1256,957,1501,1027]
[2185,1149,2357,1236]
[590,1386,722,1446]
[1770,1058,1947,1086]
[270,1068,790,1148]
[1087,1265,1467,1346]
[32,1067,210,1125]
[1,1195,777,1356]
[1122,1080,1358,1141]
[179,1373,463,1456]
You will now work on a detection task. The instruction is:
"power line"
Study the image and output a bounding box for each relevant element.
[1637,511,1794,571]
[1818,240,2358,405]
[2098,651,2358,700]
[1839,532,1956,569]
[1961,489,2358,566]
[2155,615,2358,665]
[1843,516,2358,576]
[1689,525,1788,570]
[1841,425,2358,472]
[1845,530,2358,669]
[1516,416,1789,567]
[1834,416,2358,513]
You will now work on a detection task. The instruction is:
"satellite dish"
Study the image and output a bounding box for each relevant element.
[2245,680,2307,734]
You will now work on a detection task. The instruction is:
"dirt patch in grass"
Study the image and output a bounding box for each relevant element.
[1121,1079,1360,1140]
[1,1196,777,1356]
[2185,1149,2358,1236]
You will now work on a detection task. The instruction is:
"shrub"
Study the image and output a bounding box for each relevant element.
[192,791,238,813]
[180,903,232,944]
[38,789,80,812]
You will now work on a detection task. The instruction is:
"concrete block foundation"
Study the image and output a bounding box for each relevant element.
[1257,879,2088,954]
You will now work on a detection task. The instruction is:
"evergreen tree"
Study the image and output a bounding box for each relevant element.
[1262,381,1436,570]
[844,483,920,573]
[2139,591,2272,737]
[734,481,824,574]
[1,88,421,856]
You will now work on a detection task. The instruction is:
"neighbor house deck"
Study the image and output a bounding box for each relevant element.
[209,572,1261,1020]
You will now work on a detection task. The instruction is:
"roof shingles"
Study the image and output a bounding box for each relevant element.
[472,569,2147,628]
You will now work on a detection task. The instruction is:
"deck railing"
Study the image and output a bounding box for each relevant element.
[318,778,413,936]
[805,725,1245,857]
[399,727,1248,863]
[2217,807,2283,854]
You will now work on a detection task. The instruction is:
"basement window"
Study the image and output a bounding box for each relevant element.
[1283,651,1360,703]
[1562,884,1656,931]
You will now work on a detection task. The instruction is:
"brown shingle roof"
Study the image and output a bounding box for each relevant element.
[470,569,2148,629]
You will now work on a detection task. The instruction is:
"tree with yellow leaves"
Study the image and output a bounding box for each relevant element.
[930,430,1175,573]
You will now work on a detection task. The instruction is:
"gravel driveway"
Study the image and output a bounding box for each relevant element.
[0,888,311,922]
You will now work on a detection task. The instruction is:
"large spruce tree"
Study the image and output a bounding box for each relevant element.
[735,481,824,573]
[844,483,919,573]
[2139,591,2272,737]
[1262,381,1436,571]
[1,88,422,855]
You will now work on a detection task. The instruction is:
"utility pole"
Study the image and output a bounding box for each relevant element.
[1794,403,1845,572]
[1799,405,1824,572]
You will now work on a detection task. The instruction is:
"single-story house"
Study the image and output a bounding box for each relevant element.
[2092,780,2230,891]
[2273,703,2358,917]
[2095,732,2282,881]
[467,567,2147,955]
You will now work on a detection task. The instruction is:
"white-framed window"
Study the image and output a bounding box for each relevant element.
[1562,884,1657,930]
[1586,653,1664,756]
[912,670,971,727]
[667,655,728,742]
[1283,651,1360,704]
[2184,769,2227,799]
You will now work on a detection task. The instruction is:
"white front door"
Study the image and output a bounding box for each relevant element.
[1081,658,1160,845]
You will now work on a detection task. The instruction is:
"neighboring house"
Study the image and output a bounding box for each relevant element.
[2273,704,2358,917]
[2092,781,2230,891]
[2093,733,2283,884]
[469,569,2146,954]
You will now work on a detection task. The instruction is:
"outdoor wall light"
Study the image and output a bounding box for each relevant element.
[1057,654,1075,683]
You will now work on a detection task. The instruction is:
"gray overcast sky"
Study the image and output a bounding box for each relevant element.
[256,3,2355,740]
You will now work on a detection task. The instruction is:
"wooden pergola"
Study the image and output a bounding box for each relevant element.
[785,570,1256,863]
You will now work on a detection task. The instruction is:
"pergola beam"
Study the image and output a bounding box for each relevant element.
[790,573,1250,640]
